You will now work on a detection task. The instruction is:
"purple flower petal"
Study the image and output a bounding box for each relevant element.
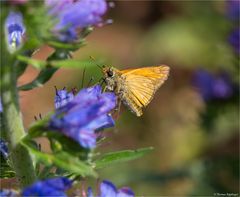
[192,69,214,101]
[100,180,118,197]
[49,85,116,149]
[192,69,233,101]
[0,98,2,112]
[22,177,72,197]
[229,28,240,54]
[117,187,135,197]
[46,0,108,42]
[226,0,240,21]
[54,89,74,109]
[87,187,94,197]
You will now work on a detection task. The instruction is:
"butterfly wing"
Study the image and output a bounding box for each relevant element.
[119,65,170,116]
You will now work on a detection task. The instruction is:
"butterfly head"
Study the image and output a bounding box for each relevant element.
[102,66,116,79]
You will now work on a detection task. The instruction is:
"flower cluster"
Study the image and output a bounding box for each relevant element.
[4,11,25,53]
[46,0,108,41]
[19,177,134,197]
[87,180,135,197]
[22,177,72,197]
[4,0,109,49]
[49,85,116,148]
[192,69,233,101]
[226,0,240,54]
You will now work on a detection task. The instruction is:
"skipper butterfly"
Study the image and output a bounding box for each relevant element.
[102,65,170,116]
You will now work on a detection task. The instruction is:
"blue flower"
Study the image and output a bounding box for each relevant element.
[4,11,25,53]
[226,0,240,21]
[229,28,240,54]
[87,180,135,197]
[0,139,8,159]
[46,0,108,42]
[54,87,74,109]
[192,69,233,101]
[0,189,18,197]
[22,177,72,197]
[49,85,116,149]
[0,98,2,112]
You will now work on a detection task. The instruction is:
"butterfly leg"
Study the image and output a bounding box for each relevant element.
[115,98,122,119]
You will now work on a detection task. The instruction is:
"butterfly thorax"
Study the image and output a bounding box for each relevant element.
[102,66,125,94]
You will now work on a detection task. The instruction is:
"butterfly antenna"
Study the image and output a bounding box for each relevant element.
[87,76,94,87]
[81,67,86,88]
[90,56,103,70]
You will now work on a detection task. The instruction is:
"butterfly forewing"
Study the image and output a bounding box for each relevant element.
[119,65,170,116]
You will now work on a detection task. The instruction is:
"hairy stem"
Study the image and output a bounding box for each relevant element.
[1,57,37,187]
[1,50,36,188]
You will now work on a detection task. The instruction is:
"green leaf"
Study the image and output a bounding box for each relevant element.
[47,40,86,51]
[22,139,97,178]
[94,147,154,169]
[16,51,34,78]
[16,61,28,78]
[18,66,58,91]
[17,55,47,69]
[50,59,96,68]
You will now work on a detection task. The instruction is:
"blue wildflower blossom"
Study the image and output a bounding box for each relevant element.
[192,69,233,101]
[54,87,74,109]
[226,0,240,21]
[229,28,240,54]
[46,0,108,42]
[0,139,8,159]
[0,189,18,197]
[4,11,25,53]
[87,180,135,197]
[49,85,116,149]
[22,177,72,197]
[0,98,2,112]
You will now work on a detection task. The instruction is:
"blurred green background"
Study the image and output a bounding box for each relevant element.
[18,1,239,196]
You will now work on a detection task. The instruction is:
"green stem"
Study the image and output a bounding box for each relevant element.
[1,60,37,187]
[1,55,36,188]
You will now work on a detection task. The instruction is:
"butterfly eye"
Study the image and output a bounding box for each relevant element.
[107,70,113,77]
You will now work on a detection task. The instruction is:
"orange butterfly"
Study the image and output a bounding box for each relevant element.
[102,65,170,116]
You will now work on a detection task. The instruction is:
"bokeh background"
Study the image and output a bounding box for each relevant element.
[18,1,239,196]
